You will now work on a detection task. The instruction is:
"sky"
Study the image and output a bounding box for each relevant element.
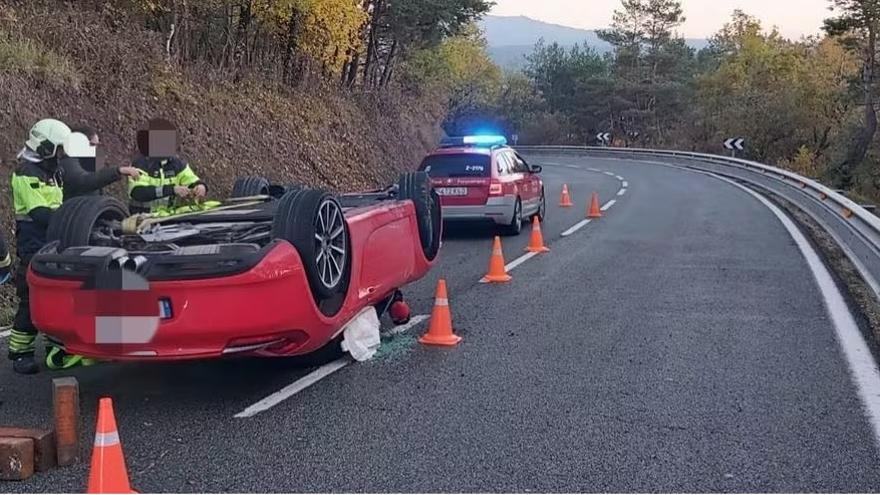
[490,0,833,39]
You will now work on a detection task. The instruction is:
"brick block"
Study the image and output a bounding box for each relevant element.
[0,437,34,480]
[53,377,80,467]
[0,427,56,472]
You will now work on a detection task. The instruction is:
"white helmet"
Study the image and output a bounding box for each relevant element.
[64,132,96,158]
[26,119,71,159]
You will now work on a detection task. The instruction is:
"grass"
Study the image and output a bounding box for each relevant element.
[0,29,81,86]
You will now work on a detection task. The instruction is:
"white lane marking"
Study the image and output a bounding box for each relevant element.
[622,181,629,188]
[601,200,617,211]
[710,173,880,448]
[562,219,592,237]
[588,168,601,172]
[235,357,353,418]
[604,171,616,177]
[479,251,540,283]
[381,315,430,337]
[615,175,624,181]
[235,313,432,418]
[506,251,539,271]
[618,189,627,197]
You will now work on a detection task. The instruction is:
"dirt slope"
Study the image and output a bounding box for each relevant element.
[0,1,445,324]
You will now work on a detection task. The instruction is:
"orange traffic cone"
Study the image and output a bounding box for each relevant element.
[87,398,136,494]
[587,192,603,219]
[419,279,462,346]
[559,184,574,207]
[483,236,512,283]
[526,217,550,253]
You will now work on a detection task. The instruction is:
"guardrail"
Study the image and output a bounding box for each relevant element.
[515,145,880,298]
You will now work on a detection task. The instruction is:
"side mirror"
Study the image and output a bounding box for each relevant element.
[530,165,543,174]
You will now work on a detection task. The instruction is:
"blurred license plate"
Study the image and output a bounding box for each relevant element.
[436,187,468,196]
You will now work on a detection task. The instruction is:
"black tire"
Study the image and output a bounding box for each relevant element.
[272,188,351,310]
[47,196,129,251]
[533,191,546,222]
[503,198,523,236]
[231,176,271,198]
[397,171,441,261]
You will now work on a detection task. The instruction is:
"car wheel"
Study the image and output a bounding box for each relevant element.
[503,198,523,236]
[47,196,129,251]
[272,188,351,312]
[534,191,546,222]
[397,171,441,261]
[231,176,271,198]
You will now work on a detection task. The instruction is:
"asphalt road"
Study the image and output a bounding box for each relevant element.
[2,154,880,492]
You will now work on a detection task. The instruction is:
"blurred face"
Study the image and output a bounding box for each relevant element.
[148,130,177,157]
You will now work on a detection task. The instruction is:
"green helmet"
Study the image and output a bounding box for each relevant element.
[26,119,71,159]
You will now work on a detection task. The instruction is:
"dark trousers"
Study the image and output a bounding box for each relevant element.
[9,254,36,359]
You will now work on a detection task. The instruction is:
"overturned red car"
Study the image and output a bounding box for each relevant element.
[27,172,441,362]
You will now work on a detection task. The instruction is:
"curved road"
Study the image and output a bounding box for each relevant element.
[2,154,880,492]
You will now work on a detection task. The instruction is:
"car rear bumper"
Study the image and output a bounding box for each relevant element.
[440,197,516,225]
[27,242,347,361]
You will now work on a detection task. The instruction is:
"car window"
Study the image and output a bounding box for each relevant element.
[508,151,529,174]
[495,153,510,175]
[512,152,531,173]
[419,153,491,178]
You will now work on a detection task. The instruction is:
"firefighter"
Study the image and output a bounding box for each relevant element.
[9,119,139,374]
[128,118,207,216]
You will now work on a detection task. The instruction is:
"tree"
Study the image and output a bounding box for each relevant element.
[824,0,880,187]
[597,0,691,144]
[400,24,502,133]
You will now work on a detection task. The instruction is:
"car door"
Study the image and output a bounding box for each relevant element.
[508,150,537,211]
[515,152,542,208]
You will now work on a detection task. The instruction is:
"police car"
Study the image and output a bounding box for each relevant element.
[419,135,545,235]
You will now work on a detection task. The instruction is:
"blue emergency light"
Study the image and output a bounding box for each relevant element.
[440,135,508,148]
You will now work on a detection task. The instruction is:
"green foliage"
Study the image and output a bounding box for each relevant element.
[402,25,502,133]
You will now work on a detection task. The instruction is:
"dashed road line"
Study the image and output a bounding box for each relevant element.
[235,315,430,418]
[618,189,627,197]
[479,251,540,283]
[234,357,353,418]
[622,181,629,188]
[601,199,617,211]
[561,219,593,237]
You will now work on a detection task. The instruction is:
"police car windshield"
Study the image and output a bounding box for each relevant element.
[420,153,490,178]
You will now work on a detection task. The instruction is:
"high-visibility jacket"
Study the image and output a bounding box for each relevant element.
[10,159,63,256]
[128,155,206,215]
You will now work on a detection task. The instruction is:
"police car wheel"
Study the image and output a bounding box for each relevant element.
[272,188,351,313]
[397,171,441,261]
[503,198,523,236]
[231,176,271,198]
[47,196,129,251]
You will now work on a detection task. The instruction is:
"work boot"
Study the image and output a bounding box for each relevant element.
[46,346,99,370]
[12,355,39,375]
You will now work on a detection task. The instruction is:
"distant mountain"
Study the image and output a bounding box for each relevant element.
[480,15,708,70]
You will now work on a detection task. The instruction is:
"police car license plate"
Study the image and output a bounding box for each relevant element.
[436,187,468,196]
